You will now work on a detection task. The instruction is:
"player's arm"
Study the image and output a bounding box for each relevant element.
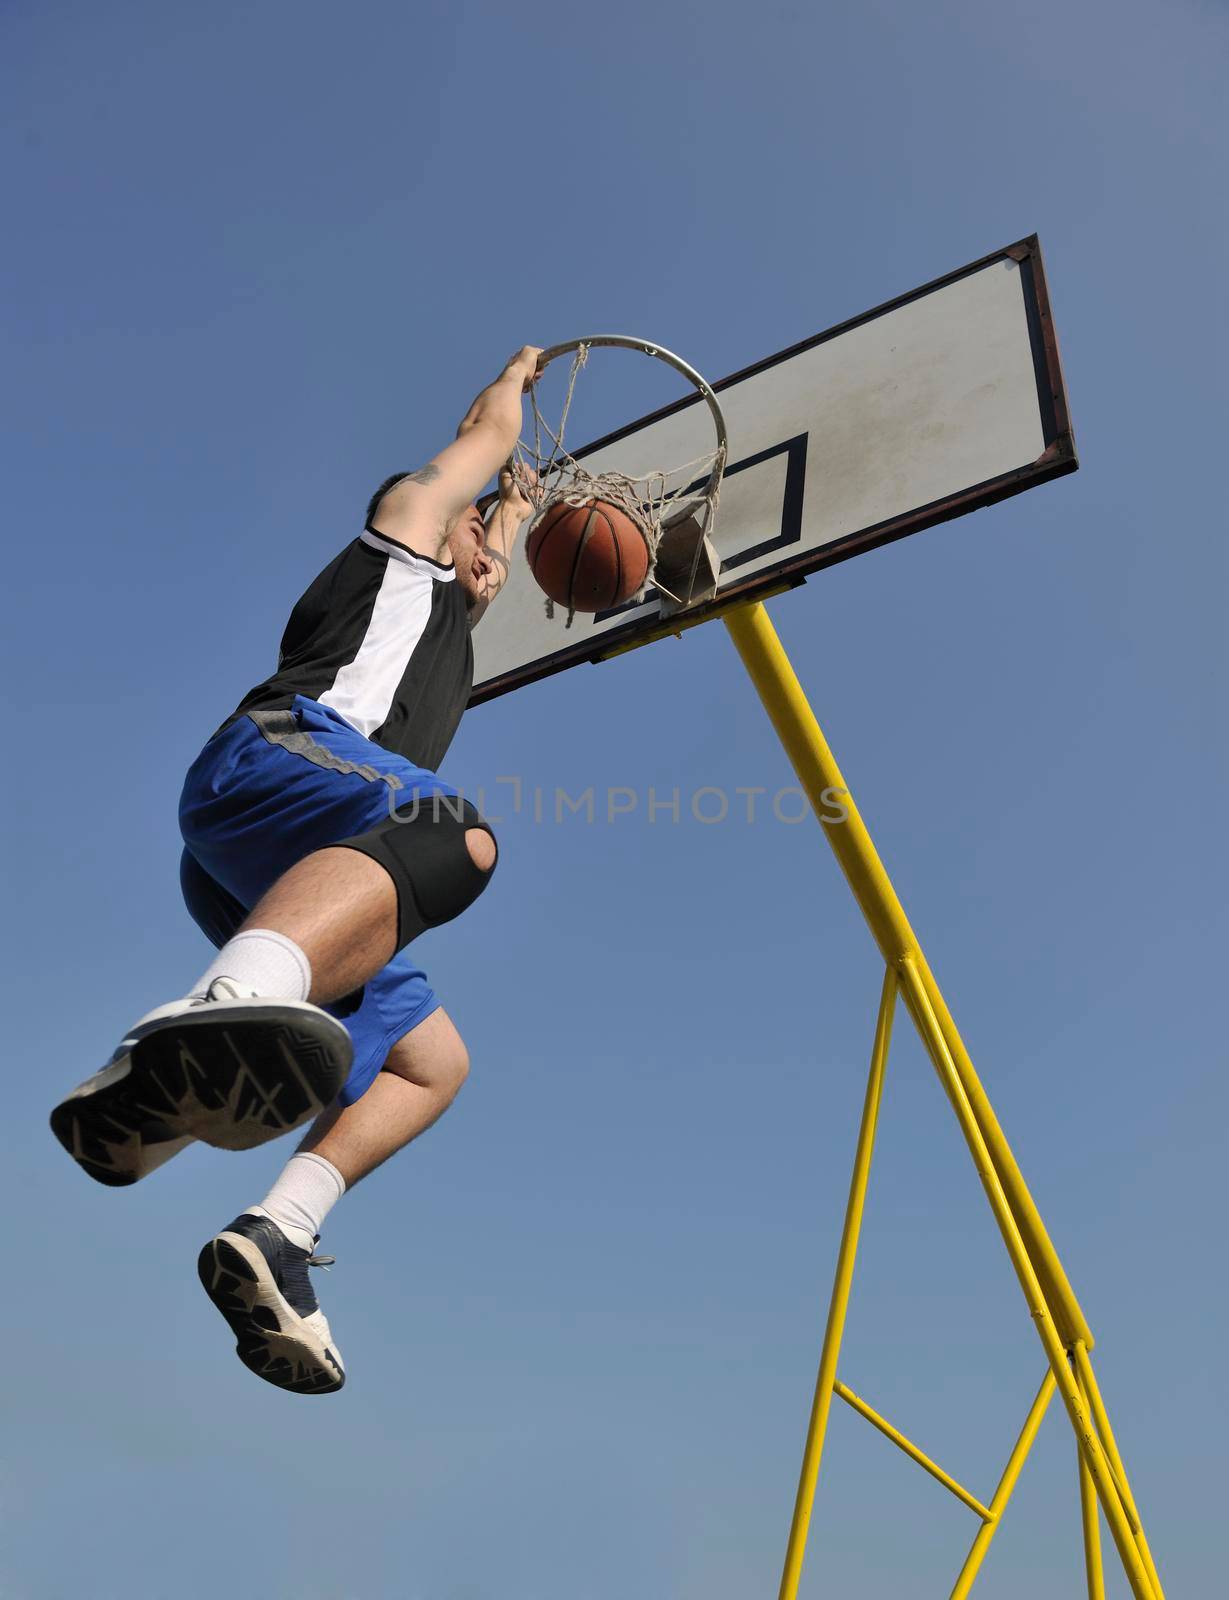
[468,465,538,627]
[369,347,544,560]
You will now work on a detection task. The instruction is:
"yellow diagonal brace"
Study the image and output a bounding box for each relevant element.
[832,1381,993,1520]
[951,1369,1057,1599]
[723,600,1092,1350]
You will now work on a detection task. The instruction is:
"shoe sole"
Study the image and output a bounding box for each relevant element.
[50,1003,353,1185]
[197,1232,345,1394]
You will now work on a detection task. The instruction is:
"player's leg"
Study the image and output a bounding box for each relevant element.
[228,827,496,1005]
[296,1008,471,1178]
[198,1000,470,1394]
[168,773,496,1066]
[51,702,496,1185]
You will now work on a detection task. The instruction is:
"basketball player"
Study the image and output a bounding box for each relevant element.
[50,345,545,1394]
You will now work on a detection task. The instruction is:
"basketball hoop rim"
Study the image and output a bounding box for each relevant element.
[535,336,729,505]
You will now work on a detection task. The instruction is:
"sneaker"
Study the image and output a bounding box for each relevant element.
[197,1212,345,1394]
[50,980,353,1186]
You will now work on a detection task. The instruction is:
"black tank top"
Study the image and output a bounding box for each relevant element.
[231,525,473,772]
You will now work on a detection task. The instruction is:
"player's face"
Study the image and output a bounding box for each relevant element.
[447,504,493,607]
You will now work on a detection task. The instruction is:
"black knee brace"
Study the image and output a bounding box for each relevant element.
[337,795,497,952]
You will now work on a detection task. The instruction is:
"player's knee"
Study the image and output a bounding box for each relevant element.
[465,827,497,874]
[384,1014,470,1100]
[442,1034,470,1098]
[337,796,497,952]
[413,1029,469,1102]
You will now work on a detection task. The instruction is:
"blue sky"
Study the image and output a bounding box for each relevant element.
[3,1,1225,1596]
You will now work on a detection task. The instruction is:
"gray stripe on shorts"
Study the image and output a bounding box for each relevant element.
[249,709,404,793]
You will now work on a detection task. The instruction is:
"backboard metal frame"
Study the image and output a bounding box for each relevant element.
[471,234,1076,706]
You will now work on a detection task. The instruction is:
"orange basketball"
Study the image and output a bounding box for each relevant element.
[526,499,650,613]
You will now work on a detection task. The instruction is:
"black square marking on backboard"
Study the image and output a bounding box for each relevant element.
[591,433,809,623]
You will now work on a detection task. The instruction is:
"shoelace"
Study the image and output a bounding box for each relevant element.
[202,977,259,1003]
[275,1241,336,1316]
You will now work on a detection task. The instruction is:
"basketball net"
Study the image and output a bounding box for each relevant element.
[514,343,727,627]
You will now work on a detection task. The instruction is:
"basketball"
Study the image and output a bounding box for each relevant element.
[526,499,650,613]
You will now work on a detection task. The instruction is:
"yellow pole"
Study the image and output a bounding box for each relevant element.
[1077,1362,1107,1600]
[950,1370,1057,1599]
[724,599,1162,1597]
[723,601,1092,1350]
[778,967,897,1600]
[899,960,1155,1600]
[1072,1343,1166,1599]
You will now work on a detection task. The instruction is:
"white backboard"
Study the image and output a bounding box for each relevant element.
[471,236,1075,704]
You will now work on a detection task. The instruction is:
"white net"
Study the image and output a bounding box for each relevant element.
[514,344,726,626]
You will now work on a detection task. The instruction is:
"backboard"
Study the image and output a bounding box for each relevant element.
[471,235,1075,705]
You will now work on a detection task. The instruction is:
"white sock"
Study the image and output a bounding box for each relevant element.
[248,1152,346,1252]
[189,929,312,1003]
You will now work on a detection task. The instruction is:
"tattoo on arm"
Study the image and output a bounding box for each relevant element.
[405,464,440,486]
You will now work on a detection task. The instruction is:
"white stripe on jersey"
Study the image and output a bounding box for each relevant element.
[319,533,455,737]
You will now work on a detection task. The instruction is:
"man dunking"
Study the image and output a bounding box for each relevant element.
[51,344,545,1394]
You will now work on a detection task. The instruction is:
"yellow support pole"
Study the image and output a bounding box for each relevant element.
[723,600,1163,1598]
[723,601,1092,1350]
[1077,1361,1107,1600]
[778,967,897,1600]
[950,1370,1057,1599]
[1072,1343,1167,1599]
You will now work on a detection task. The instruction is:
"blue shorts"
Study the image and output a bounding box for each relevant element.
[178,696,456,1106]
